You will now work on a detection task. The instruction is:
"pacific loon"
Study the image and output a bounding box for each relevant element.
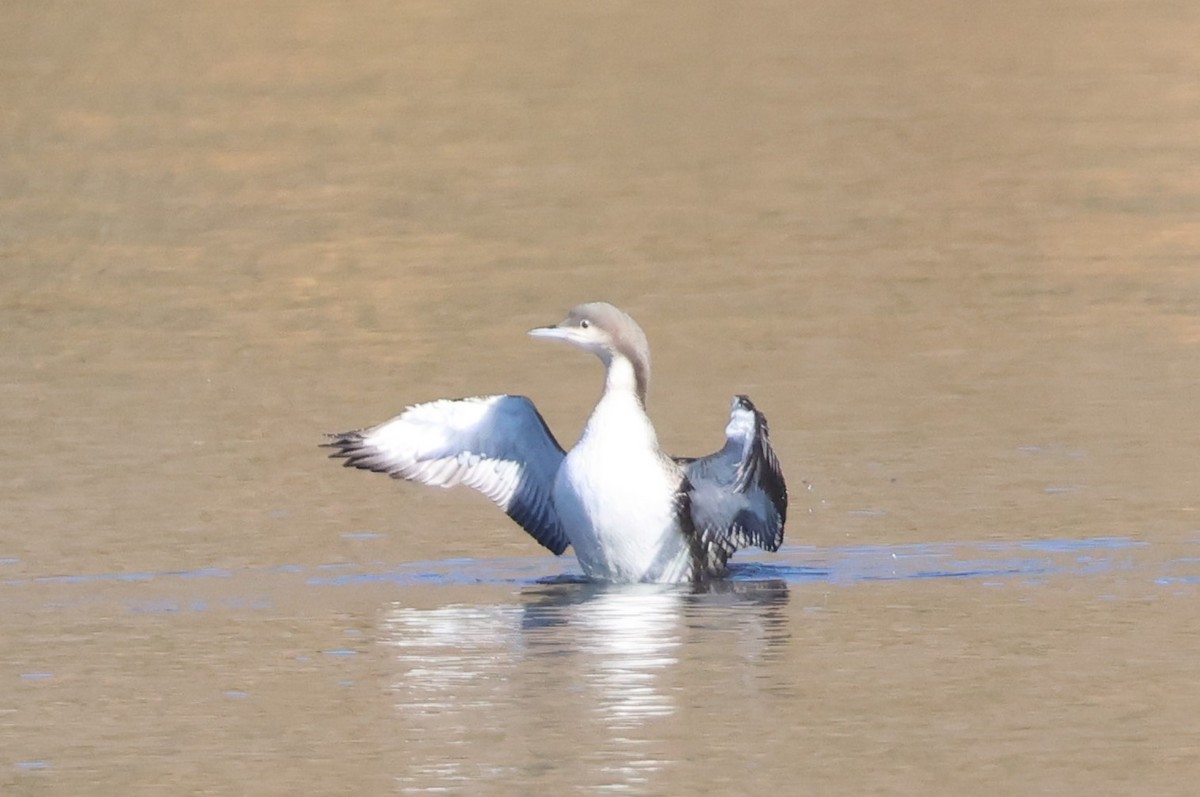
[323,301,788,584]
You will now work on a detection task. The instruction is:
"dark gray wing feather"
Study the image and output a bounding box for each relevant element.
[323,395,569,555]
[675,395,788,572]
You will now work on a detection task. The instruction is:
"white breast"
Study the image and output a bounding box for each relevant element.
[552,391,692,583]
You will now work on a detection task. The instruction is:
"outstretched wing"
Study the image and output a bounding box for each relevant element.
[322,395,569,555]
[676,395,788,569]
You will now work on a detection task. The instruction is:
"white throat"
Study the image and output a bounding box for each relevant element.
[603,354,644,405]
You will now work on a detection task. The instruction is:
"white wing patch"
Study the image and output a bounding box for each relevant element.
[324,395,569,554]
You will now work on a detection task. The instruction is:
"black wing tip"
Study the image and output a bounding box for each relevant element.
[322,428,365,444]
[763,522,786,552]
[320,430,397,475]
[320,430,363,457]
[733,394,789,540]
[732,394,772,438]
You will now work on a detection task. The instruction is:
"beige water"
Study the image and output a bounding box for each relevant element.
[3,1,1199,794]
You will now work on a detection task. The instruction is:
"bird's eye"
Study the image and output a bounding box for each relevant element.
[579,319,590,329]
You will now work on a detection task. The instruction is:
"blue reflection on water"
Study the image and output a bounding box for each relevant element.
[16,761,50,771]
[733,536,1151,586]
[3,536,1191,613]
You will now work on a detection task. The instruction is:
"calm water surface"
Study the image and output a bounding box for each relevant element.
[3,1,1199,795]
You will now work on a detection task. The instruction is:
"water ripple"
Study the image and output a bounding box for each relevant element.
[0,536,1178,610]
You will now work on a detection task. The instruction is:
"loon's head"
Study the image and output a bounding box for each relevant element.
[529,302,651,403]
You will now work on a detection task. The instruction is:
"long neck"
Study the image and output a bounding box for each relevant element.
[603,352,648,407]
[581,352,658,452]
